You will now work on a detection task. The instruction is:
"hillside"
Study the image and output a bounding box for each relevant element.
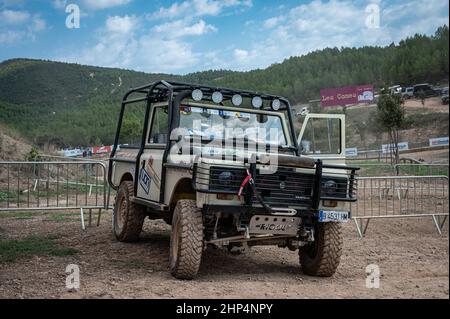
[0,25,448,147]
[0,125,33,161]
[343,97,449,151]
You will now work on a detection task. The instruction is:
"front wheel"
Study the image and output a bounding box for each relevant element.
[169,200,204,279]
[113,181,146,242]
[299,222,343,277]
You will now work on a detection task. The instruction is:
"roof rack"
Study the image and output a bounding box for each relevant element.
[122,80,289,108]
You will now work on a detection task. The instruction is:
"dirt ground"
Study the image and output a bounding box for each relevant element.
[403,97,449,113]
[0,211,448,299]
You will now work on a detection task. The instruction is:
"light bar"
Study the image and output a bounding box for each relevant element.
[271,99,281,111]
[212,91,223,104]
[232,94,242,106]
[252,96,263,109]
[192,89,203,101]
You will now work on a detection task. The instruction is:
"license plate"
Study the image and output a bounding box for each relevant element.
[318,210,349,223]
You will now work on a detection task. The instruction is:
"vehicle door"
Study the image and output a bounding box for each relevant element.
[297,114,346,165]
[136,104,168,202]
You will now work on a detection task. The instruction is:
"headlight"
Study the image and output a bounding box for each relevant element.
[218,171,234,185]
[323,180,337,195]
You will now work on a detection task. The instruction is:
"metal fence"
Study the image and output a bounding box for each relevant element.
[1,160,449,236]
[0,161,110,228]
[356,163,449,177]
[351,175,449,237]
[347,144,449,162]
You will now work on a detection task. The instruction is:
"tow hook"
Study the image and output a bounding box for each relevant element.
[299,226,315,242]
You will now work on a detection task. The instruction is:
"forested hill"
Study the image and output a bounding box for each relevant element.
[0,25,448,147]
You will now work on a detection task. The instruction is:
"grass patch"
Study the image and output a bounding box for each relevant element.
[347,161,448,177]
[48,212,80,223]
[397,165,449,177]
[0,211,49,219]
[0,234,78,263]
[0,191,26,204]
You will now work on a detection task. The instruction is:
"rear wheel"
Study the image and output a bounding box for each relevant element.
[299,222,342,277]
[113,181,146,242]
[169,200,203,279]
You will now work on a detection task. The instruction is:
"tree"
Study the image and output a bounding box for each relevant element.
[25,146,41,161]
[418,90,426,107]
[375,90,406,169]
[354,120,368,150]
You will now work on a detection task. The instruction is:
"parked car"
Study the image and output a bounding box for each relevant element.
[401,87,414,99]
[388,85,402,95]
[441,87,449,105]
[413,83,438,98]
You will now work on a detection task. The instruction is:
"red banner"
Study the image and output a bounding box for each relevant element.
[92,145,112,154]
[320,85,374,107]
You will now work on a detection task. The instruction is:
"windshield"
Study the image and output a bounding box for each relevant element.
[179,106,288,147]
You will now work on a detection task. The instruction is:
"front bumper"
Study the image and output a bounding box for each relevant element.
[192,159,359,214]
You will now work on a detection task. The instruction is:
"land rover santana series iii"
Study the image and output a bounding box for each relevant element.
[108,80,358,279]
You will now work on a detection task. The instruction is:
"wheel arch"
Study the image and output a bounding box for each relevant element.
[169,178,196,210]
[120,172,134,184]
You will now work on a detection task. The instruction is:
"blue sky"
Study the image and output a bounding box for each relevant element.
[0,0,448,74]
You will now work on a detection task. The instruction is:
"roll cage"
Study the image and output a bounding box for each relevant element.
[108,80,300,200]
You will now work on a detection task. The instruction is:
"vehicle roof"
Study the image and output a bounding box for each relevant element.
[124,80,288,103]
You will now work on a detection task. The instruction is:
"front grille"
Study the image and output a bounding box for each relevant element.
[206,166,315,207]
[253,168,314,207]
[193,163,358,206]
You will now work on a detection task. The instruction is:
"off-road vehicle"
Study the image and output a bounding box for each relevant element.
[108,80,359,279]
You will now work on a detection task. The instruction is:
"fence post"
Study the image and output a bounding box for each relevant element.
[80,207,85,230]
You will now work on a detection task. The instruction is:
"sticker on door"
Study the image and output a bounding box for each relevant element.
[139,168,151,194]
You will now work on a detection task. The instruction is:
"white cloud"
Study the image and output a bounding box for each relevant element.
[81,0,132,10]
[132,35,199,73]
[0,9,47,44]
[263,16,282,29]
[104,15,138,35]
[0,9,30,25]
[0,30,22,44]
[52,0,67,10]
[60,14,202,73]
[153,19,216,38]
[0,0,26,8]
[150,0,252,20]
[233,48,248,60]
[30,15,46,32]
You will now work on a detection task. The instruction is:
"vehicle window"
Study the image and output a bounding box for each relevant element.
[148,106,168,144]
[300,118,341,155]
[178,106,288,147]
[118,101,146,148]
